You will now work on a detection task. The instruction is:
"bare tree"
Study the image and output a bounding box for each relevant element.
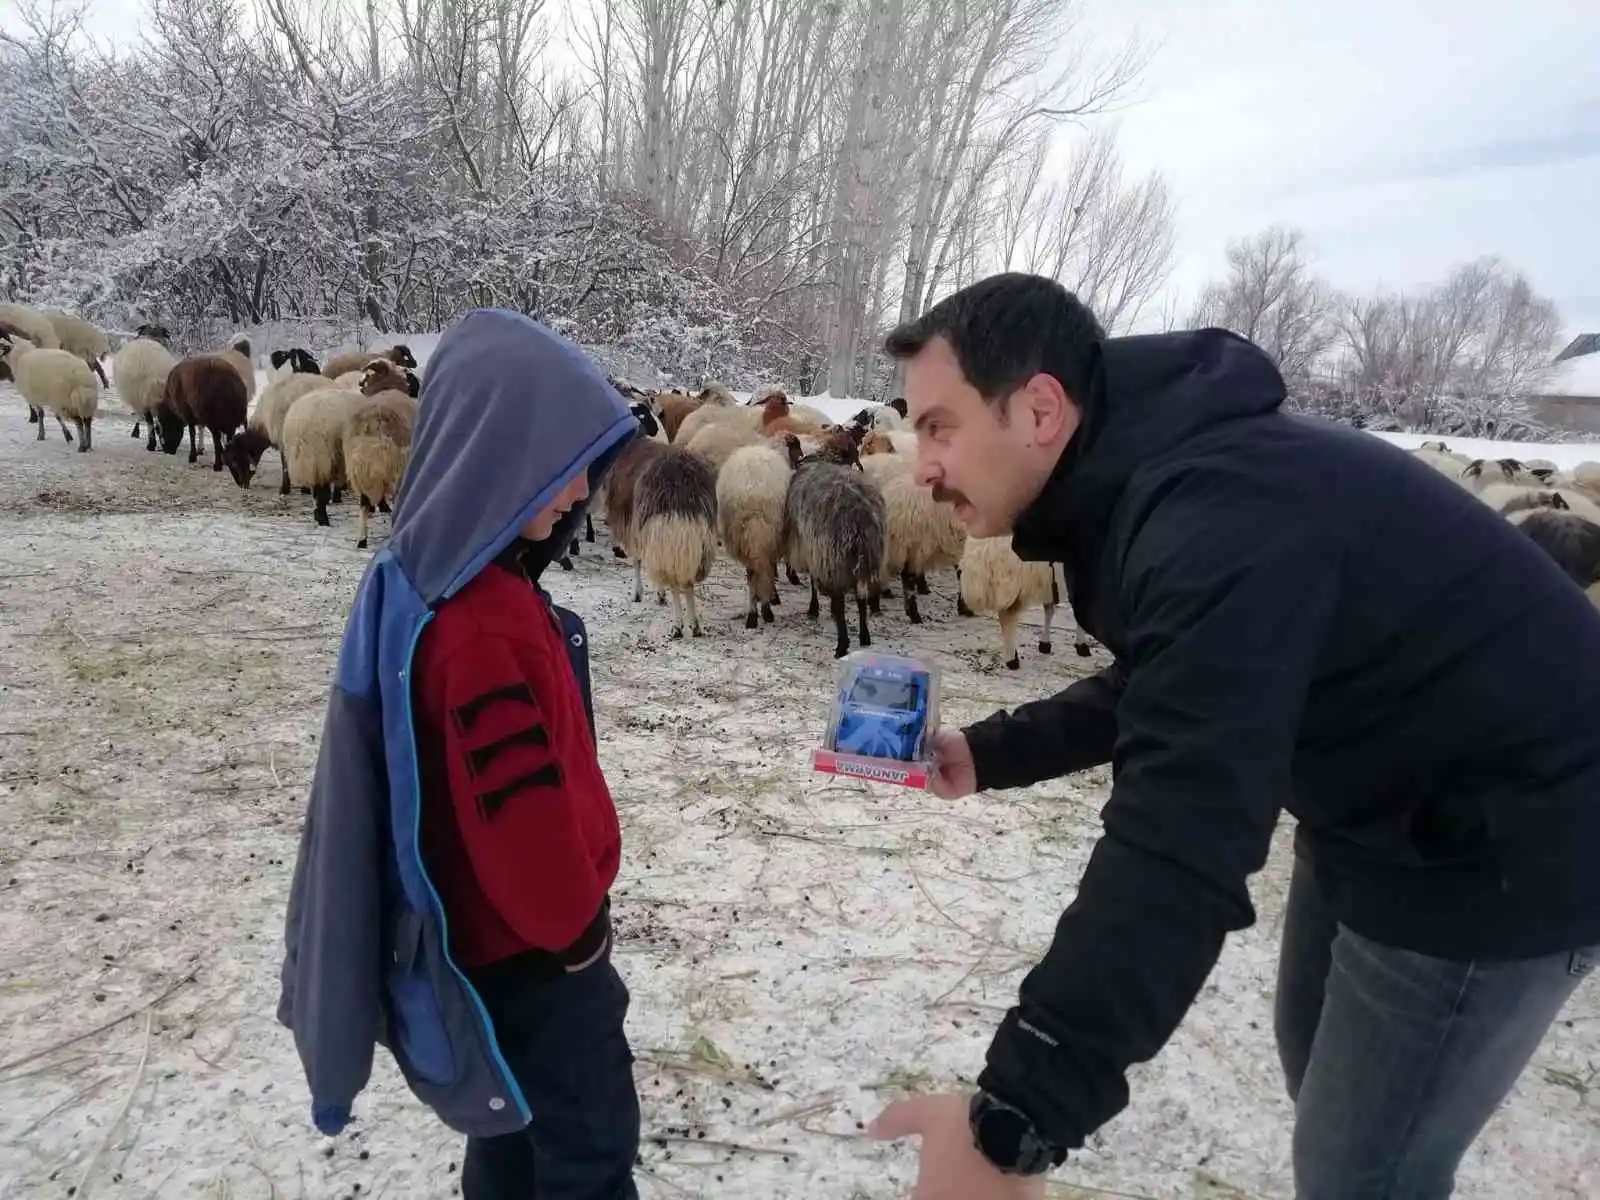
[1191,226,1336,383]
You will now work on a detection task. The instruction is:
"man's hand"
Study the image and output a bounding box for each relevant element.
[868,1093,1048,1200]
[927,729,977,798]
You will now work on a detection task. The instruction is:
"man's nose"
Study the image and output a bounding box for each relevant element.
[913,455,940,488]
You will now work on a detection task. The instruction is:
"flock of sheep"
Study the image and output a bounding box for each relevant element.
[0,300,1080,665]
[1410,441,1600,601]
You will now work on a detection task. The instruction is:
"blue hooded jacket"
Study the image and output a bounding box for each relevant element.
[276,309,638,1138]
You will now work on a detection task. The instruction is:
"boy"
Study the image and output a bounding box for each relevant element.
[278,309,646,1199]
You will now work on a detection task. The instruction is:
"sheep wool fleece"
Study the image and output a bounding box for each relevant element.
[277,309,638,1139]
[962,328,1600,1156]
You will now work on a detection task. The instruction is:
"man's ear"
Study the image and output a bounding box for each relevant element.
[1022,372,1076,447]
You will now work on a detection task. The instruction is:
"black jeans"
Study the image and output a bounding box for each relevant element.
[1275,856,1596,1198]
[462,951,640,1200]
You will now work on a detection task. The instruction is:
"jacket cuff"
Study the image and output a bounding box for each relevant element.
[963,713,1029,792]
[313,1103,351,1136]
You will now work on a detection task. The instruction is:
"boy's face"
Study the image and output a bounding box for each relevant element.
[521,472,590,542]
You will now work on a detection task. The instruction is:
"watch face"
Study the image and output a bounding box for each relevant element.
[971,1093,1060,1176]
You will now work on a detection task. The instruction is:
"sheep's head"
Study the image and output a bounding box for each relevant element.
[860,431,896,456]
[629,401,662,440]
[361,360,408,396]
[0,333,14,364]
[388,344,418,369]
[759,393,792,424]
[230,334,252,357]
[156,407,187,455]
[222,430,272,488]
[781,433,804,470]
[817,429,862,470]
[135,322,171,344]
[272,347,321,374]
[887,397,908,418]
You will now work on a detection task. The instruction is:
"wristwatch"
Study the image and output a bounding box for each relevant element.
[968,1089,1068,1175]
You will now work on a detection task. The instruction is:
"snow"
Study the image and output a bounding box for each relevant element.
[1,383,1595,1200]
[1545,352,1600,399]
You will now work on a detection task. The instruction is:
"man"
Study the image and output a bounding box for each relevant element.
[866,273,1600,1199]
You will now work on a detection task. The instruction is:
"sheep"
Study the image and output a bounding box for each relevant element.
[270,347,322,375]
[112,334,177,450]
[1409,447,1473,483]
[685,419,765,472]
[863,452,968,625]
[321,343,417,380]
[240,372,334,493]
[675,390,792,448]
[603,432,669,580]
[344,391,419,548]
[1460,457,1544,492]
[658,390,707,442]
[1475,481,1600,525]
[780,442,888,658]
[0,304,65,429]
[0,320,68,441]
[44,311,110,387]
[1507,507,1600,597]
[0,333,99,449]
[159,355,248,471]
[630,448,719,638]
[564,398,666,567]
[1571,462,1600,492]
[219,335,257,403]
[958,536,1060,670]
[717,441,793,628]
[699,381,737,406]
[282,387,363,526]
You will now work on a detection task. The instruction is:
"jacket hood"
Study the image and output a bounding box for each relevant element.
[1013,327,1286,563]
[388,309,638,602]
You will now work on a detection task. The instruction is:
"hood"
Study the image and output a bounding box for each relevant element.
[1013,327,1286,563]
[388,309,638,603]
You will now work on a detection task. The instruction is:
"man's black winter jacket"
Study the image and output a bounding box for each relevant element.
[963,328,1600,1155]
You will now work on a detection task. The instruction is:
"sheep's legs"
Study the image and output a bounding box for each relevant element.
[768,563,782,606]
[57,414,73,442]
[955,567,974,617]
[131,418,141,438]
[744,570,760,629]
[901,569,922,624]
[357,496,372,549]
[1039,602,1055,655]
[585,513,596,543]
[312,483,332,527]
[915,573,930,596]
[279,454,292,496]
[829,591,851,658]
[75,417,92,453]
[144,419,157,451]
[631,560,643,603]
[807,580,820,619]
[867,587,882,616]
[377,497,391,514]
[187,422,200,463]
[667,590,686,639]
[1076,636,1092,657]
[89,358,109,387]
[211,429,224,471]
[787,564,802,586]
[856,586,872,649]
[27,407,38,424]
[34,408,45,441]
[685,588,703,637]
[999,607,1022,670]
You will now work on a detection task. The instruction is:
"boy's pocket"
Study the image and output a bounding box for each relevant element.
[385,908,459,1087]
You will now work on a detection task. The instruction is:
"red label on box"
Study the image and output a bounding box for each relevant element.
[812,748,931,789]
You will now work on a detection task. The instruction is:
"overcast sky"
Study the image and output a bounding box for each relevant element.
[16,0,1599,344]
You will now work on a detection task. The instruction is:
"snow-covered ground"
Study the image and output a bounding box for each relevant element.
[1,382,1595,1200]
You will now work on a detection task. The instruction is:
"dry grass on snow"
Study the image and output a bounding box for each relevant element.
[0,386,1595,1199]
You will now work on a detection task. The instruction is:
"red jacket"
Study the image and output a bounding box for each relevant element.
[412,561,620,967]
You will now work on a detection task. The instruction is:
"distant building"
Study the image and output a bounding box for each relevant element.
[1528,335,1600,434]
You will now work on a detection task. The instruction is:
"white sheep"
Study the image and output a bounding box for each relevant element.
[959,536,1060,670]
[684,419,764,473]
[0,302,68,434]
[112,335,177,450]
[219,335,257,404]
[862,450,967,624]
[344,392,418,549]
[44,311,110,386]
[717,441,792,628]
[0,334,100,450]
[633,447,720,638]
[675,391,792,447]
[283,387,362,527]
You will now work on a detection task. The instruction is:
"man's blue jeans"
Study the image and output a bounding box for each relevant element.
[1275,857,1595,1198]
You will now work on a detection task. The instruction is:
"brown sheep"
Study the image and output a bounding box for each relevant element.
[322,344,417,380]
[602,435,671,592]
[159,355,249,472]
[359,359,419,397]
[658,391,705,442]
[345,391,419,549]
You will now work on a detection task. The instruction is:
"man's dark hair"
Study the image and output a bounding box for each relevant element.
[884,273,1105,417]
